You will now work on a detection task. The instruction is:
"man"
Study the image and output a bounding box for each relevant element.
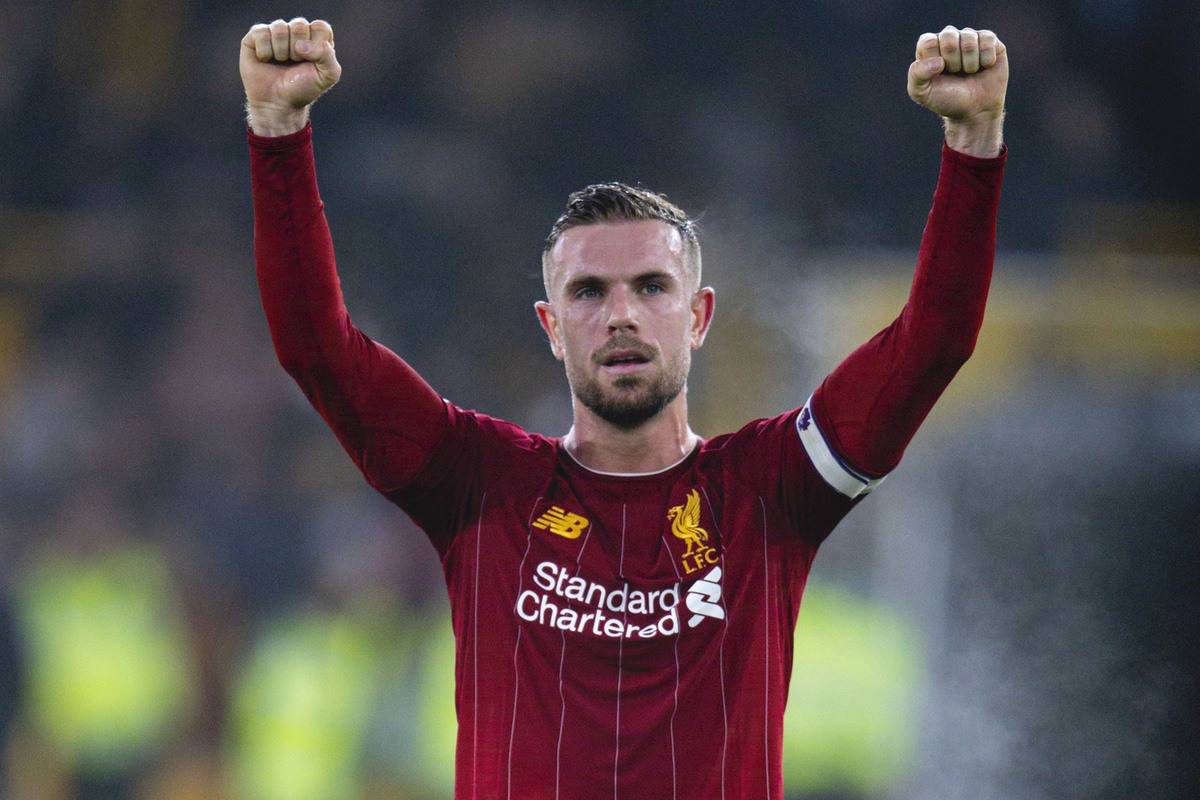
[241,17,1007,799]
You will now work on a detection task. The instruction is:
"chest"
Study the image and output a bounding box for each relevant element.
[463,474,801,643]
[527,480,730,581]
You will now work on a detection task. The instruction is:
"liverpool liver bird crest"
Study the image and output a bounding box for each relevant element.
[668,489,709,556]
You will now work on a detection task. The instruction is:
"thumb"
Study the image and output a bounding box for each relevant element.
[295,39,342,89]
[907,56,944,98]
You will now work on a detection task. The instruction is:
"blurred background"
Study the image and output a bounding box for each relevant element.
[1,0,1197,798]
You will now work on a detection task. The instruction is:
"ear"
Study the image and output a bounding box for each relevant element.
[689,287,716,349]
[534,300,564,360]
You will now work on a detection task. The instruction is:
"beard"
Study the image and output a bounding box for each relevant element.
[567,346,689,431]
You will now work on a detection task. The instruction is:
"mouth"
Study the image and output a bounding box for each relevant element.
[599,349,653,373]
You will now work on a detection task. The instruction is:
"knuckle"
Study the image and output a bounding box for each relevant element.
[311,20,334,43]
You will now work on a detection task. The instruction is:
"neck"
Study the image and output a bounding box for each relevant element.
[562,390,699,474]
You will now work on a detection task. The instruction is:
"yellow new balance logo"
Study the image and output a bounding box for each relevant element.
[532,506,590,539]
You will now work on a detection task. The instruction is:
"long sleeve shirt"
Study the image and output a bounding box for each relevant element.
[249,122,1005,800]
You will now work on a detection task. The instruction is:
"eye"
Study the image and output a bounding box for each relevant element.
[640,283,665,295]
[575,286,602,300]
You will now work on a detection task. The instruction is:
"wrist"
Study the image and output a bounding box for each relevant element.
[943,111,1005,158]
[246,102,311,137]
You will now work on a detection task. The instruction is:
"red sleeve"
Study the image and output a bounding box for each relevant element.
[805,141,1007,493]
[248,121,449,495]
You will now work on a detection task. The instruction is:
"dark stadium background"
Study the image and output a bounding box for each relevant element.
[1,1,1197,798]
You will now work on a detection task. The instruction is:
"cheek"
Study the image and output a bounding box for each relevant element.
[660,303,696,346]
[563,304,608,335]
[556,313,596,358]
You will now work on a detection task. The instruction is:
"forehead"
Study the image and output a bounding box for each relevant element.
[549,220,686,287]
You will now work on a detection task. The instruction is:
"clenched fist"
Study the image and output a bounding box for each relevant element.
[907,25,1007,122]
[240,17,342,136]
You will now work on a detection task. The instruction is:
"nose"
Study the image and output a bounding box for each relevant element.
[605,285,639,333]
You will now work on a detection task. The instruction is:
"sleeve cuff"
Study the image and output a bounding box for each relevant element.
[247,120,313,151]
[795,394,887,499]
[941,140,1008,170]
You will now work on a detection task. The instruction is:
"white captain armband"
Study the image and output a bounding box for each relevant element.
[795,394,887,499]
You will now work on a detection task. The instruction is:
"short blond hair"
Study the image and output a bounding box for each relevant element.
[541,182,701,297]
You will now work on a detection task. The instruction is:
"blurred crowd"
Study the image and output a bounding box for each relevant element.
[0,1,1197,798]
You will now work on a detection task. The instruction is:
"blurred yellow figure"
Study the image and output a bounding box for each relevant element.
[783,583,922,795]
[226,609,378,800]
[15,542,194,777]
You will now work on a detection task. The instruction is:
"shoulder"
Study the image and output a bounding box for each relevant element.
[700,400,884,501]
[692,408,807,493]
[395,401,558,504]
[693,405,867,547]
[441,403,558,474]
[446,403,547,448]
[700,408,802,458]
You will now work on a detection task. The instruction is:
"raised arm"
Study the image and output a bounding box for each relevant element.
[242,17,448,492]
[801,26,1009,497]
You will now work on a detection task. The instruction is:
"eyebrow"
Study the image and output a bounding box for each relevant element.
[562,270,677,298]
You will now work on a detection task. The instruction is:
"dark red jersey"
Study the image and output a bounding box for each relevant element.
[248,123,1005,799]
